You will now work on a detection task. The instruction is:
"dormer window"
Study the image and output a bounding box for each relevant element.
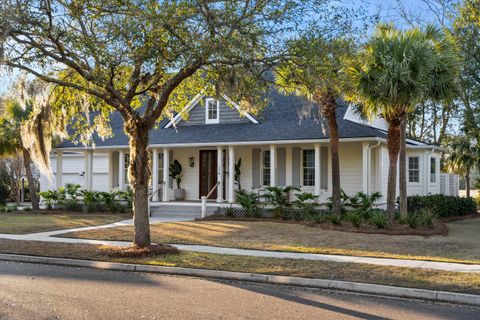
[205,98,219,124]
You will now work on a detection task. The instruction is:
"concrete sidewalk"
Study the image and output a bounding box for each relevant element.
[1,216,480,273]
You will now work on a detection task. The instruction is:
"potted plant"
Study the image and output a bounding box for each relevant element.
[169,159,185,200]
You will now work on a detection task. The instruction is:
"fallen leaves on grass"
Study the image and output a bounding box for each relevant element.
[104,244,179,258]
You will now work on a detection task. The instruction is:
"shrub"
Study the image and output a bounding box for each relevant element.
[345,211,362,227]
[405,212,418,228]
[407,195,477,218]
[223,205,235,217]
[417,209,437,229]
[263,186,298,219]
[236,190,260,218]
[328,213,342,225]
[293,192,319,218]
[369,211,388,229]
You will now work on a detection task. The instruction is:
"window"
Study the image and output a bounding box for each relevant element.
[158,153,164,185]
[302,149,315,186]
[205,98,219,124]
[408,157,420,183]
[430,157,436,183]
[261,150,271,186]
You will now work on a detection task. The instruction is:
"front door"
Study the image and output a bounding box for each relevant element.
[199,150,218,199]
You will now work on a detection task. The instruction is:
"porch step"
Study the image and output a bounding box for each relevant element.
[150,204,219,218]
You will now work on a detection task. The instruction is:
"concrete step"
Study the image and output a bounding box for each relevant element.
[150,204,219,217]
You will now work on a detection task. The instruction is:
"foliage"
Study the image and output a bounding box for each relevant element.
[38,189,64,209]
[345,211,362,227]
[222,205,236,218]
[236,190,260,218]
[369,211,389,229]
[0,167,9,205]
[348,191,382,219]
[234,158,242,190]
[328,213,343,225]
[293,192,319,220]
[417,209,438,229]
[263,186,298,219]
[169,160,183,189]
[407,195,477,217]
[117,187,133,210]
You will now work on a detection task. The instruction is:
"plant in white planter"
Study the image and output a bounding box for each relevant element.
[169,159,185,200]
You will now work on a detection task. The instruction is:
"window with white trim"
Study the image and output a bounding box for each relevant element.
[261,150,271,186]
[205,98,219,124]
[408,156,420,183]
[302,149,315,186]
[430,157,436,183]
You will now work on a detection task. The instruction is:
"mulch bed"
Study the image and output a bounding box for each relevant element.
[103,244,179,258]
[198,215,450,236]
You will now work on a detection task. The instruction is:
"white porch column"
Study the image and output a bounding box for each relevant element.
[285,146,293,186]
[162,148,170,202]
[83,149,93,191]
[217,146,224,202]
[228,146,235,203]
[269,144,276,187]
[118,150,125,190]
[108,151,114,190]
[152,148,159,201]
[55,151,63,189]
[362,142,369,194]
[314,143,321,196]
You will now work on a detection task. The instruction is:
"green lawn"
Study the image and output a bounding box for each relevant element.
[0,213,131,234]
[0,239,479,295]
[60,216,480,264]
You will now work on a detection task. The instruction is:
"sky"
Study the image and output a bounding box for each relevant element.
[0,0,449,95]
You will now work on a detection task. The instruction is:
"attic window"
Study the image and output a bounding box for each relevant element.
[205,98,219,124]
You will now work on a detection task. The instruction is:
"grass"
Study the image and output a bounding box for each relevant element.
[0,213,131,234]
[60,217,480,264]
[0,239,479,295]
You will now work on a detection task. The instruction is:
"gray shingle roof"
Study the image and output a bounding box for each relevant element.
[55,91,387,149]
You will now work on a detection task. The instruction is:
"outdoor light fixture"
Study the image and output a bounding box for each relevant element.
[189,157,195,167]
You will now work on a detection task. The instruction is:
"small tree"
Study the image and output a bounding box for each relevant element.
[445,135,480,197]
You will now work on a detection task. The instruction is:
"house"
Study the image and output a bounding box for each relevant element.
[40,90,458,215]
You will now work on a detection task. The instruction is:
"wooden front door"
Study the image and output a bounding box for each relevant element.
[199,150,218,199]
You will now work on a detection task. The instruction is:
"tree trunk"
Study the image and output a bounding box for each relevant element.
[315,90,341,216]
[22,149,39,210]
[125,121,151,248]
[465,169,471,198]
[326,104,341,216]
[386,118,402,226]
[399,113,408,218]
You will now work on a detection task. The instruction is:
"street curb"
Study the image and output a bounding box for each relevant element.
[0,253,479,306]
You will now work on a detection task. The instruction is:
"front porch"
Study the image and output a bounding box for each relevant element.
[49,140,382,208]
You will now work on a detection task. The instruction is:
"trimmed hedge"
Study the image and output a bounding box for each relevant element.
[407,195,477,218]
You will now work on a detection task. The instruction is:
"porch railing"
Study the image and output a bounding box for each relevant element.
[201,181,221,218]
[148,182,164,217]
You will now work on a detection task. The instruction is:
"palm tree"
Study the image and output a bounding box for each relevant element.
[0,100,40,209]
[275,35,353,216]
[445,136,480,198]
[346,24,459,223]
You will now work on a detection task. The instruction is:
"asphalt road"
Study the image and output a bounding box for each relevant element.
[0,261,478,320]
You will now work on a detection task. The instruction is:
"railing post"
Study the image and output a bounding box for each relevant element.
[201,196,207,218]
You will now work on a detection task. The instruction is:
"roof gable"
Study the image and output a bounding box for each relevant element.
[164,92,258,128]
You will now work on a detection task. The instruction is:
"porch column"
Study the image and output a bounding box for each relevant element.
[314,143,321,196]
[118,150,125,190]
[269,144,276,187]
[162,148,169,202]
[362,142,369,194]
[152,148,159,201]
[228,146,235,203]
[83,149,93,191]
[217,146,224,203]
[55,151,63,189]
[108,151,114,190]
[285,146,293,186]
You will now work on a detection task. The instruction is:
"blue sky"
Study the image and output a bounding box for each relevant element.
[0,0,444,95]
